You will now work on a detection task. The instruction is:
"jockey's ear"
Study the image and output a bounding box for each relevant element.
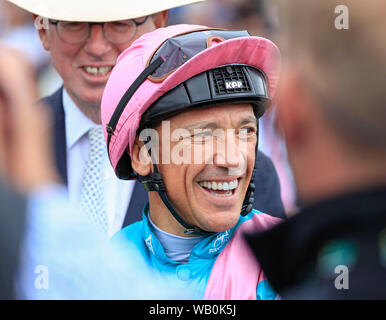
[130,136,153,177]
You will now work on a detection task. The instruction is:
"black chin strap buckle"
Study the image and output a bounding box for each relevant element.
[241,168,256,216]
[138,173,166,192]
[184,227,200,235]
[184,226,215,236]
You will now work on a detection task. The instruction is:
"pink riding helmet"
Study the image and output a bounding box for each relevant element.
[101,24,281,180]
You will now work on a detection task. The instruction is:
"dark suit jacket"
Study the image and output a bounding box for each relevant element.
[43,88,286,228]
[0,180,26,299]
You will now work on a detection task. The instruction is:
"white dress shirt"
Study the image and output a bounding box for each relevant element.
[62,89,134,238]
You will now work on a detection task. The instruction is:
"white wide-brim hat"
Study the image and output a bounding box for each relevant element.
[5,0,205,22]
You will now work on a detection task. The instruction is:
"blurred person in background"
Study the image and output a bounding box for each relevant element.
[0,46,31,299]
[170,0,267,36]
[0,0,59,96]
[0,46,195,299]
[0,0,50,73]
[246,0,386,299]
[6,0,285,241]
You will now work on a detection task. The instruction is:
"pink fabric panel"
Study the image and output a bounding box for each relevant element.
[203,213,281,300]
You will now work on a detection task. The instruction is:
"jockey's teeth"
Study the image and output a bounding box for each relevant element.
[199,179,238,191]
[212,190,233,197]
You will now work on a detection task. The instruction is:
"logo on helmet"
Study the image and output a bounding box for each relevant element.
[225,81,243,90]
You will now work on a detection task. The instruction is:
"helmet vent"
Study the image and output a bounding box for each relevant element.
[212,65,252,95]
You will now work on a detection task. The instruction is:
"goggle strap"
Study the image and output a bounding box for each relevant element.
[106,56,165,149]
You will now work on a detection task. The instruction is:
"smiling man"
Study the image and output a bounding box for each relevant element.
[102,24,282,299]
[5,0,209,237]
[38,15,162,123]
[6,0,285,238]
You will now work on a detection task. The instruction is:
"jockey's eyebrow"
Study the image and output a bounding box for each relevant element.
[239,116,258,127]
[181,115,257,132]
[182,121,218,131]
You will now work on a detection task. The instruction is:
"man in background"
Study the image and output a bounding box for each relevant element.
[247,0,386,299]
[6,0,286,238]
[0,46,58,299]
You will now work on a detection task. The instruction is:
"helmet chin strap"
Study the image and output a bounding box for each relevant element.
[137,166,215,236]
[241,167,256,216]
[240,123,259,216]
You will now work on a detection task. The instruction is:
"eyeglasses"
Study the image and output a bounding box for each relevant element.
[48,16,149,45]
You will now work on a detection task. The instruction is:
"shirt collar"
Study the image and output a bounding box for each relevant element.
[141,203,255,264]
[62,88,99,150]
[148,212,205,264]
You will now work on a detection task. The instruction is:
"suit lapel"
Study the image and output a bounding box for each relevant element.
[42,88,68,185]
[42,88,148,228]
[122,180,148,228]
